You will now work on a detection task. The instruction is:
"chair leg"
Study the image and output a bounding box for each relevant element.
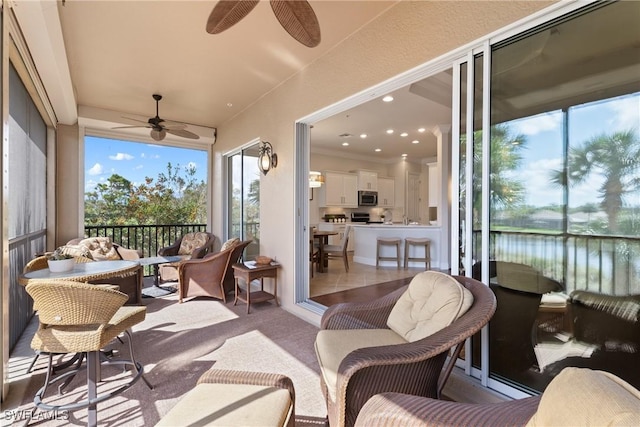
[87,351,99,427]
[343,252,349,272]
[124,329,153,390]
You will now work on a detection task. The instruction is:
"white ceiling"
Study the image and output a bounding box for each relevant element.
[27,0,451,161]
[56,0,398,129]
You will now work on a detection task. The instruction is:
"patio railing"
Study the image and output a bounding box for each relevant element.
[472,230,640,296]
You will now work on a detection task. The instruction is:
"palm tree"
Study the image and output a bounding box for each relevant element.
[460,123,527,227]
[551,130,640,233]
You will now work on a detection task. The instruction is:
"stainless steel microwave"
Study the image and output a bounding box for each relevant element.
[358,191,378,206]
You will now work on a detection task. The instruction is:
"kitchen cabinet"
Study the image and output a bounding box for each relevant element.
[377,177,395,208]
[318,171,358,207]
[355,170,378,191]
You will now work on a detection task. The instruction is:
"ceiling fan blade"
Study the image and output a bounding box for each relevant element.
[270,0,321,48]
[150,129,167,141]
[159,121,187,130]
[206,0,259,34]
[166,128,200,140]
[120,116,153,124]
[112,125,151,129]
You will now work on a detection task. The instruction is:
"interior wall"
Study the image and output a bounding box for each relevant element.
[209,1,554,323]
[56,123,83,246]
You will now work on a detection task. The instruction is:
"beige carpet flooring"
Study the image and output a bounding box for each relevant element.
[7,291,326,426]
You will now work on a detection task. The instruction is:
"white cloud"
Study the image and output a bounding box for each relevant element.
[512,113,562,136]
[88,163,103,176]
[607,96,640,130]
[109,152,134,161]
[135,164,144,170]
[85,179,98,192]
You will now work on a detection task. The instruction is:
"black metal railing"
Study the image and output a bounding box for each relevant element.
[84,224,207,259]
[472,230,640,296]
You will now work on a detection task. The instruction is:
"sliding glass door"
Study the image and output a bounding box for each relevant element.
[455,0,640,394]
[227,143,261,260]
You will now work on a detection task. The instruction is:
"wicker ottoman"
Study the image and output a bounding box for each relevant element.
[156,369,295,427]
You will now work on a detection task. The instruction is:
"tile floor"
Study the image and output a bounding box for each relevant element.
[310,254,425,297]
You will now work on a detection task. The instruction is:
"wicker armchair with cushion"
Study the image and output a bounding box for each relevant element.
[177,239,252,303]
[35,237,143,305]
[157,231,216,283]
[315,271,496,427]
[354,367,640,427]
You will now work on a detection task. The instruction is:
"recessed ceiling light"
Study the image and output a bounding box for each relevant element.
[342,142,349,146]
[360,133,367,139]
[412,140,420,144]
[401,153,408,157]
[227,103,233,108]
[400,132,408,137]
[375,148,382,152]
[386,129,394,134]
[418,127,426,133]
[382,95,394,102]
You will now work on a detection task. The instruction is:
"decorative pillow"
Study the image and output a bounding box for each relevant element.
[526,367,640,426]
[178,232,210,255]
[220,237,240,251]
[78,237,120,261]
[387,271,473,342]
[57,244,94,260]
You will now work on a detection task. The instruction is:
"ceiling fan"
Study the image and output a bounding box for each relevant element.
[206,0,321,48]
[114,94,200,141]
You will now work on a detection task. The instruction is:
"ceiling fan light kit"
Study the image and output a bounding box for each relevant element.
[207,0,321,48]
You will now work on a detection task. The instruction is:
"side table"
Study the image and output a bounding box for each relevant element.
[232,262,281,314]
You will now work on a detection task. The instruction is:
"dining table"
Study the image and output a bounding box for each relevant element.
[312,231,338,273]
[19,260,143,304]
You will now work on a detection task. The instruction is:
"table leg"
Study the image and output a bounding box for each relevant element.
[234,277,239,306]
[153,264,160,287]
[318,238,325,273]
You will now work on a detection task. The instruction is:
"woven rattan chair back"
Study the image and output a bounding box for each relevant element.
[26,281,127,326]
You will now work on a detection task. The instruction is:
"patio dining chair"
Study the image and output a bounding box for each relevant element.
[26,281,149,427]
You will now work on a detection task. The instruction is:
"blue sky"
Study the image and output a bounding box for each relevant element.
[84,136,207,193]
[507,92,640,208]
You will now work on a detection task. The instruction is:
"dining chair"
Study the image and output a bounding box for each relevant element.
[323,225,351,273]
[25,281,149,427]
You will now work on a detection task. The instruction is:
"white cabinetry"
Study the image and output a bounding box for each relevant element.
[377,177,395,208]
[355,170,378,191]
[319,171,358,207]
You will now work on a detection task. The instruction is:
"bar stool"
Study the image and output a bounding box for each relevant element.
[404,237,431,270]
[376,237,402,269]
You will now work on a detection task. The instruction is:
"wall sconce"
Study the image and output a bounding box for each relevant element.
[309,171,325,188]
[258,141,277,176]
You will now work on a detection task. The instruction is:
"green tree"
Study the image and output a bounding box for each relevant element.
[85,174,134,225]
[551,130,640,233]
[85,162,207,226]
[461,124,527,227]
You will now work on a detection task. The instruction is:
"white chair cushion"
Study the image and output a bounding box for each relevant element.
[315,329,407,402]
[526,367,640,426]
[387,271,473,342]
[157,383,292,427]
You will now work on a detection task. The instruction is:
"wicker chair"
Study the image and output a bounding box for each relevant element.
[316,274,496,427]
[26,281,149,427]
[354,368,640,426]
[21,255,106,376]
[177,246,234,303]
[157,231,217,283]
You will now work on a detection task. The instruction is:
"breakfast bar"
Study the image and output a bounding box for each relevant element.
[351,224,442,269]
